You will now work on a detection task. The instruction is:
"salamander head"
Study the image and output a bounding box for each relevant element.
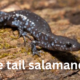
[51,36,80,51]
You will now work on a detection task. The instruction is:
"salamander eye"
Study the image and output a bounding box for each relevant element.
[66,42,72,48]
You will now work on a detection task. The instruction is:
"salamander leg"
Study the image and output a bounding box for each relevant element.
[22,32,32,46]
[18,28,32,46]
[18,28,23,37]
[18,28,26,46]
[31,41,43,56]
[20,36,26,46]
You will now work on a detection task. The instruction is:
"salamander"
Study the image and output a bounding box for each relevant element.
[0,10,80,56]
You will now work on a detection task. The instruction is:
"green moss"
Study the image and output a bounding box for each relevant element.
[0,38,3,42]
[4,43,11,49]
[11,35,18,39]
[27,52,31,55]
[7,55,17,59]
[21,47,27,53]
[14,52,20,54]
[3,42,16,49]
[0,30,5,33]
[9,55,17,59]
[21,47,31,55]
[0,53,9,59]
[0,43,4,49]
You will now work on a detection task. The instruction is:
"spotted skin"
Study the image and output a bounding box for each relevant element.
[0,10,80,56]
[8,10,52,34]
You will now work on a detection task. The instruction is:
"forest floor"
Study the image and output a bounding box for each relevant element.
[0,0,80,80]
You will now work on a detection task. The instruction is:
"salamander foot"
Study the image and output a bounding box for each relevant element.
[31,41,42,56]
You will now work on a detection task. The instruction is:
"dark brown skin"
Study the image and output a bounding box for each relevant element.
[0,10,80,56]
